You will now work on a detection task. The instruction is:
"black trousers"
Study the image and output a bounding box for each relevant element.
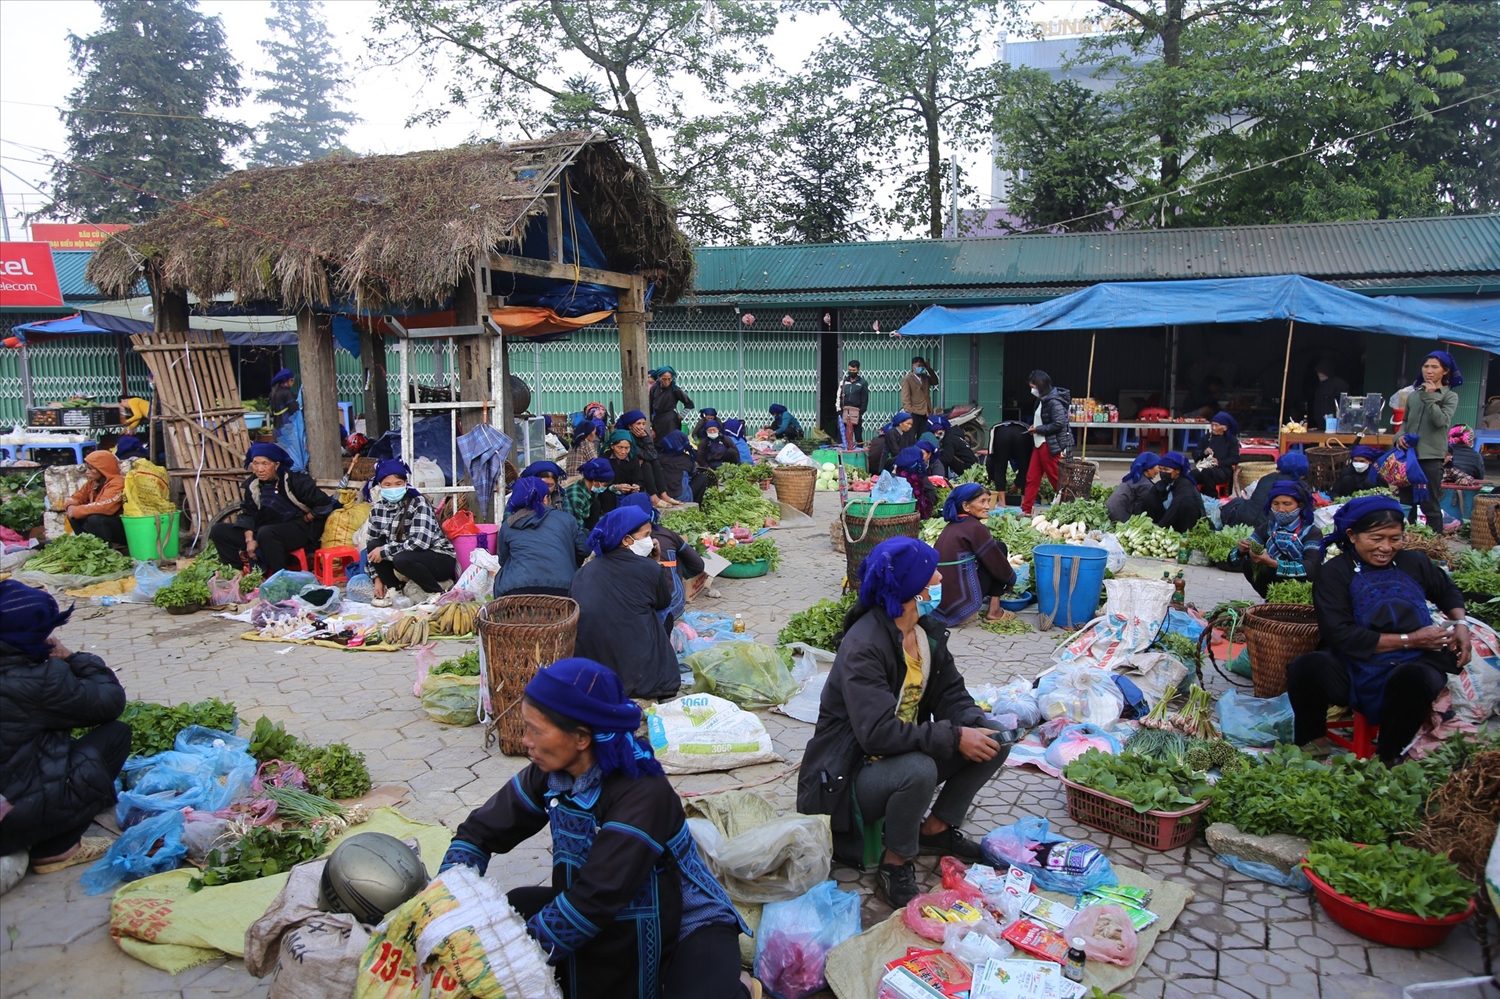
[1408,458,1446,529]
[911,413,929,437]
[1196,464,1235,495]
[507,886,748,999]
[71,514,124,545]
[1,720,131,856]
[986,425,1033,495]
[1286,651,1447,764]
[366,544,456,593]
[209,519,320,575]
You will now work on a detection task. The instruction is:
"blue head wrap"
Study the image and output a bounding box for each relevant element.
[895,446,927,473]
[506,476,551,519]
[1414,351,1463,388]
[942,482,987,522]
[520,460,565,481]
[1211,411,1239,437]
[927,415,950,433]
[1276,452,1308,478]
[1351,445,1382,462]
[245,442,293,471]
[1158,451,1195,483]
[916,439,937,455]
[616,410,646,429]
[858,536,940,619]
[1323,495,1406,554]
[617,492,659,524]
[572,414,597,438]
[1123,452,1160,484]
[114,435,149,460]
[588,505,652,557]
[270,368,295,388]
[1264,480,1314,527]
[698,408,717,418]
[769,404,787,415]
[891,411,913,427]
[660,431,692,454]
[723,418,747,440]
[579,457,615,482]
[1383,433,1429,503]
[367,458,420,501]
[524,658,664,779]
[0,579,74,660]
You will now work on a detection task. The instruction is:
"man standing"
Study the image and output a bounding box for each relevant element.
[836,360,870,444]
[901,356,938,436]
[1311,360,1349,424]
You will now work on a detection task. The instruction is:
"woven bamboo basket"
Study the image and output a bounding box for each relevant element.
[1472,495,1499,551]
[772,465,817,516]
[843,513,921,591]
[1304,439,1349,493]
[1056,457,1098,503]
[1236,462,1279,491]
[478,595,580,755]
[830,515,846,553]
[1243,603,1321,698]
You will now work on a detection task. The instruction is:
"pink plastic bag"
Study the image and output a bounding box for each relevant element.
[903,888,989,942]
[1067,904,1139,966]
[412,645,444,696]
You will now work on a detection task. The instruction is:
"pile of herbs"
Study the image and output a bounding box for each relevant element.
[719,536,781,571]
[1264,579,1314,604]
[1063,749,1212,813]
[1414,729,1500,789]
[244,715,372,799]
[431,649,481,676]
[700,480,781,529]
[1044,499,1111,530]
[190,826,327,890]
[988,514,1045,563]
[22,533,132,576]
[1303,839,1473,919]
[713,462,773,487]
[0,472,45,533]
[660,508,709,537]
[1184,521,1253,563]
[777,592,858,650]
[1206,744,1428,843]
[154,574,210,609]
[1451,549,1500,601]
[117,699,239,757]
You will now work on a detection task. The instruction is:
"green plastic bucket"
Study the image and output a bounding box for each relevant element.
[122,512,180,560]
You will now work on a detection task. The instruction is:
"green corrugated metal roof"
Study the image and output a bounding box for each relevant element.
[54,249,147,301]
[692,214,1500,305]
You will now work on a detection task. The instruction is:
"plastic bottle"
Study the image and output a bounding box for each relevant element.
[1172,571,1186,606]
[1064,938,1087,982]
[732,614,745,634]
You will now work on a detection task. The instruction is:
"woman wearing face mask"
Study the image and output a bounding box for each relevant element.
[1104,452,1161,523]
[796,536,1009,908]
[1144,452,1205,533]
[1190,411,1240,497]
[893,446,938,519]
[1229,482,1321,598]
[1020,370,1073,516]
[493,476,590,599]
[569,506,681,700]
[618,493,707,620]
[363,459,458,602]
[931,483,1017,626]
[565,417,605,477]
[1333,445,1384,498]
[559,458,620,530]
[694,421,740,472]
[1221,452,1308,527]
[211,443,337,574]
[1287,496,1469,765]
[1403,351,1462,530]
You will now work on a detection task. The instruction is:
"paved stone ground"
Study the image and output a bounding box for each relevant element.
[1,458,1493,998]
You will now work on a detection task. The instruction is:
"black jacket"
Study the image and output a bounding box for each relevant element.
[797,607,984,855]
[0,643,127,842]
[1145,475,1206,533]
[570,547,680,699]
[939,432,978,476]
[232,470,337,532]
[837,375,870,412]
[1031,388,1074,456]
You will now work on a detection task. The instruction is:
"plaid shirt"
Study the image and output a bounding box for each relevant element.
[366,493,455,557]
[559,480,595,526]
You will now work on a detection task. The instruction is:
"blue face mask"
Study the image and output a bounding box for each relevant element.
[914,366,925,374]
[379,486,407,502]
[1272,509,1302,527]
[590,484,608,494]
[917,584,942,616]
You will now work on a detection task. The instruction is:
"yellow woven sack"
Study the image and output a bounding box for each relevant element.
[321,488,371,548]
[122,459,174,518]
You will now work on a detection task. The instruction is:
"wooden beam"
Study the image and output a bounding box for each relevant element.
[546,188,564,263]
[488,252,637,291]
[297,307,342,480]
[359,325,390,440]
[619,275,649,415]
[454,268,495,430]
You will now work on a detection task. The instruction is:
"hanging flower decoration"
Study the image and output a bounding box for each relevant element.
[742,313,756,326]
[782,315,794,327]
[872,320,880,332]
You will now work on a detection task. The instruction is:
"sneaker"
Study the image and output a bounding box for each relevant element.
[876,860,919,908]
[918,826,984,861]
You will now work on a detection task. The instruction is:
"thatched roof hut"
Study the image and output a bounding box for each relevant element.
[87,130,693,310]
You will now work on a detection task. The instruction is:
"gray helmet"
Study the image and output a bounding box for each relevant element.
[318,832,429,925]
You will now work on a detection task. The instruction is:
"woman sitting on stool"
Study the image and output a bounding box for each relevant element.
[1191,411,1240,497]
[63,451,125,545]
[211,443,336,574]
[1229,481,1320,598]
[364,459,457,602]
[931,483,1016,626]
[1286,496,1469,765]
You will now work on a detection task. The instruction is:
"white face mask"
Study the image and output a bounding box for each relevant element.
[1352,461,1370,472]
[628,536,655,556]
[1030,387,1041,398]
[707,432,720,439]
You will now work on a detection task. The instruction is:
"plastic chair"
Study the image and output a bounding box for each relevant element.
[1136,407,1170,454]
[1326,712,1378,760]
[285,548,310,573]
[313,546,359,586]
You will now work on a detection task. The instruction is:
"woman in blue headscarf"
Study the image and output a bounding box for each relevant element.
[1144,451,1205,533]
[566,416,604,477]
[559,457,619,530]
[894,445,938,519]
[363,459,457,602]
[1105,453,1161,523]
[569,506,680,699]
[519,460,566,495]
[1190,410,1240,497]
[210,442,338,574]
[693,422,740,473]
[932,483,1017,626]
[1220,451,1309,527]
[618,493,707,619]
[721,418,753,463]
[688,406,718,444]
[617,412,683,509]
[1404,351,1462,531]
[657,430,706,503]
[1333,445,1384,498]
[649,366,694,441]
[875,411,918,473]
[765,403,804,441]
[269,368,299,435]
[1287,496,1469,764]
[928,414,977,478]
[113,435,150,462]
[796,536,1007,909]
[442,657,751,999]
[1229,481,1321,597]
[494,476,590,600]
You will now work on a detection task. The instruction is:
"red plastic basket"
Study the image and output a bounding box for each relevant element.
[1301,863,1475,948]
[1061,778,1209,851]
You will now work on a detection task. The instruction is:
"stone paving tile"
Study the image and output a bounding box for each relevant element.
[0,488,1490,998]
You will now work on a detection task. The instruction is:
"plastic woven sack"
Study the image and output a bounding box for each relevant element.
[682,789,830,904]
[1216,689,1295,748]
[420,673,481,726]
[121,459,173,517]
[1449,618,1500,724]
[647,693,779,774]
[258,569,319,604]
[80,808,187,895]
[320,489,370,549]
[754,881,862,999]
[686,640,799,708]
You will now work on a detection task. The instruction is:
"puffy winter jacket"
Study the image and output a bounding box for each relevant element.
[0,642,127,845]
[1032,388,1074,456]
[66,450,125,518]
[493,509,590,596]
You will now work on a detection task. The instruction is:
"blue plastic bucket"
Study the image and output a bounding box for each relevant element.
[1031,544,1108,629]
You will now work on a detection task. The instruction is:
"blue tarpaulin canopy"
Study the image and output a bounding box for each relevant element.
[10,309,297,346]
[898,275,1499,353]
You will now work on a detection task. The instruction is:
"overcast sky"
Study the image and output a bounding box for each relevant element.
[0,0,1090,241]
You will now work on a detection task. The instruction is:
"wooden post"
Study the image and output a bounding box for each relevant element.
[455,269,493,421]
[618,275,649,415]
[1277,319,1296,428]
[1082,331,1097,459]
[296,307,341,480]
[358,325,390,440]
[152,285,190,467]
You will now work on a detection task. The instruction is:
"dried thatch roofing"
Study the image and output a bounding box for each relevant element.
[87,131,693,310]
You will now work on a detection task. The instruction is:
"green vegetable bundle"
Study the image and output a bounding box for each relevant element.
[1451,549,1500,600]
[190,826,327,890]
[1115,515,1182,559]
[661,508,710,537]
[952,465,990,487]
[1264,579,1313,605]
[713,462,773,488]
[431,649,481,676]
[777,592,858,649]
[154,575,210,609]
[700,480,781,529]
[1063,749,1212,813]
[720,536,781,571]
[247,716,302,763]
[1183,521,1252,563]
[987,514,1045,563]
[1303,839,1473,919]
[119,698,239,757]
[285,742,372,799]
[1044,499,1110,531]
[22,533,133,576]
[0,472,45,533]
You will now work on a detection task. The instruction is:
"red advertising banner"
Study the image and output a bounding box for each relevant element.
[0,242,65,308]
[30,222,130,249]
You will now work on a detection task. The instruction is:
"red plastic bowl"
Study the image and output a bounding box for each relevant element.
[1301,864,1475,948]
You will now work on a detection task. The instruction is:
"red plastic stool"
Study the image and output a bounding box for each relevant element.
[313,546,359,586]
[285,549,310,573]
[1326,712,1378,760]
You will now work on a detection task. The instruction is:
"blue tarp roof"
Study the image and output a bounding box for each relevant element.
[898,275,1500,352]
[11,310,297,346]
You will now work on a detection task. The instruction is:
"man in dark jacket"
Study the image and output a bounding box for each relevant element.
[836,360,871,444]
[0,580,130,875]
[210,442,338,574]
[797,537,1008,908]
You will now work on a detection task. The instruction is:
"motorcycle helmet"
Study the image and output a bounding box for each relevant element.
[318,832,428,925]
[345,431,369,455]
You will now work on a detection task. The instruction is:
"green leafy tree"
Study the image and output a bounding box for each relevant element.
[761,91,875,243]
[40,0,245,222]
[248,0,358,166]
[371,0,777,243]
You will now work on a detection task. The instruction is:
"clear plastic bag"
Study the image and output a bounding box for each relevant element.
[683,789,831,904]
[986,678,1043,729]
[258,569,319,603]
[1035,663,1126,727]
[293,585,341,615]
[1216,689,1295,748]
[419,673,481,726]
[1042,723,1122,770]
[754,881,862,999]
[870,470,914,504]
[686,640,799,708]
[208,572,242,606]
[942,919,1013,967]
[903,888,989,942]
[345,572,375,604]
[131,561,176,602]
[80,808,187,895]
[173,725,249,756]
[1066,903,1139,967]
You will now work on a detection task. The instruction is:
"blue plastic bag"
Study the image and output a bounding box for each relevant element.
[173,725,249,756]
[870,470,914,505]
[1216,689,1295,748]
[116,746,256,825]
[131,562,176,603]
[1215,852,1311,892]
[754,880,862,999]
[980,816,1119,895]
[1163,608,1206,644]
[258,569,319,604]
[80,808,188,895]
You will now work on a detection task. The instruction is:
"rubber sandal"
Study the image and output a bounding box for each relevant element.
[32,836,111,875]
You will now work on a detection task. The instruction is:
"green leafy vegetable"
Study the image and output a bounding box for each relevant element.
[431,649,481,676]
[1043,499,1110,531]
[1063,749,1212,813]
[978,616,1033,635]
[1304,839,1473,919]
[1414,729,1500,789]
[153,575,211,608]
[247,716,303,763]
[1451,548,1500,600]
[190,826,327,889]
[700,479,781,529]
[1265,580,1313,604]
[719,536,781,571]
[660,508,709,537]
[777,592,858,650]
[22,533,133,576]
[0,472,45,533]
[117,699,239,757]
[285,743,372,799]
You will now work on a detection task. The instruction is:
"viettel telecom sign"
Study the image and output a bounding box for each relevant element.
[0,242,65,309]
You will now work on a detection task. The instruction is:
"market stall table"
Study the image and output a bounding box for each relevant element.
[1069,420,1210,452]
[0,430,99,464]
[1278,431,1396,454]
